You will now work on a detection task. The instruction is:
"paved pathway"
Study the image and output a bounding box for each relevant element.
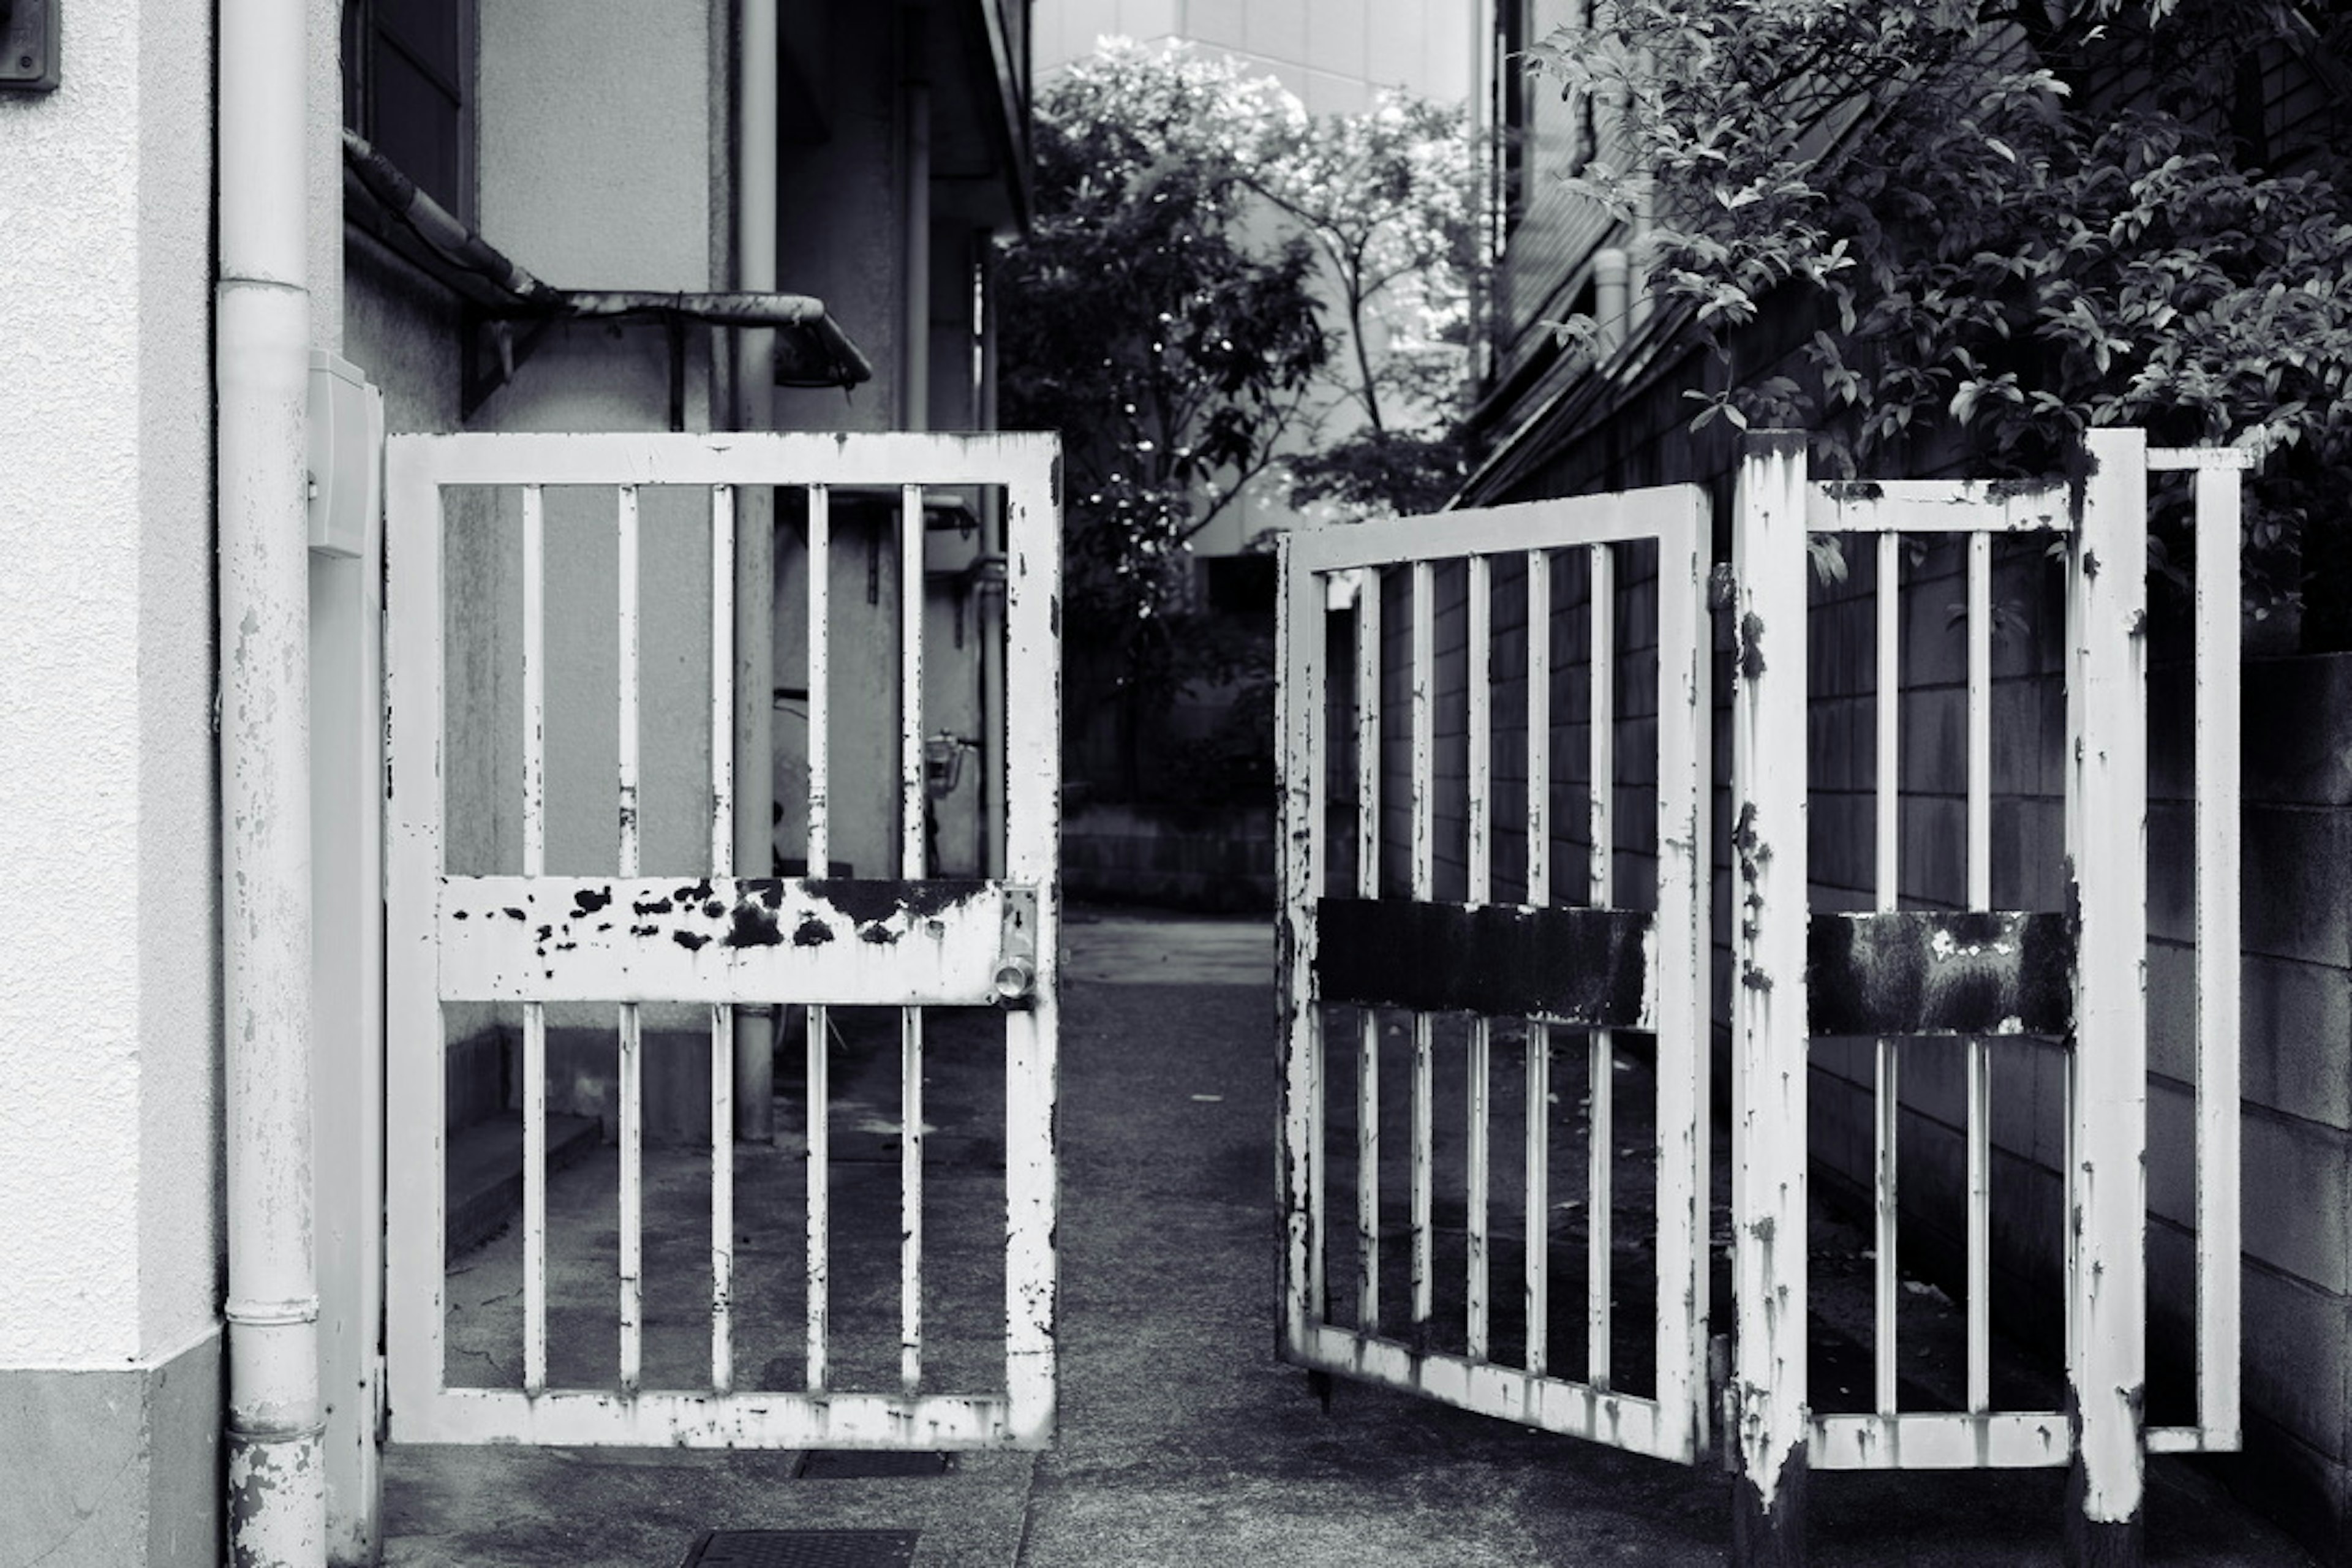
[384,908,2316,1567]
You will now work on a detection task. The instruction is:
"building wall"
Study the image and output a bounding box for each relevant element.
[0,2,223,1563]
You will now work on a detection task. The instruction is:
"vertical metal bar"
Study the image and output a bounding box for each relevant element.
[897,484,927,1395]
[1357,570,1382,1334]
[901,1007,924,1394]
[901,484,927,875]
[1873,1041,1899,1415]
[616,485,644,1395]
[1656,488,1714,1461]
[1588,541,1615,1390]
[1466,556,1493,1362]
[2068,428,2149,1551]
[710,484,737,1395]
[1966,529,1994,1415]
[1277,537,1326,1355]
[1410,561,1436,1330]
[1731,434,1812,1558]
[2193,462,2242,1447]
[521,485,548,1397]
[1874,531,1901,1417]
[805,484,831,1393]
[999,440,1063,1444]
[1525,549,1551,1374]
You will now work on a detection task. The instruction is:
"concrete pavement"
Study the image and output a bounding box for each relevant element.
[383,908,2317,1567]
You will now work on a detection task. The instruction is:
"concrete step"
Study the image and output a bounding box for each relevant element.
[445,1110,601,1258]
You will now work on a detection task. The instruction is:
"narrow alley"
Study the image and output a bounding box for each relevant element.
[382,909,2313,1568]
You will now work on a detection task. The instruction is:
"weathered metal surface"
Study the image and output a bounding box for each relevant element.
[385,431,1062,1452]
[1806,911,2076,1038]
[1588,539,1617,1394]
[1312,899,1653,1025]
[1276,479,1711,1469]
[2189,457,2244,1452]
[434,876,1020,1005]
[2069,427,2150,1542]
[1524,546,1552,1378]
[1464,555,1493,1362]
[1806,476,2070,535]
[1731,431,1812,1556]
[1812,1410,2071,1470]
[1409,560,1435,1332]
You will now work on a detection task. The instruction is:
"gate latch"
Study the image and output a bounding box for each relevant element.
[994,886,1039,1008]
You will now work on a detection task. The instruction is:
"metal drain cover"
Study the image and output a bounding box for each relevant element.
[679,1531,919,1568]
[796,1449,951,1479]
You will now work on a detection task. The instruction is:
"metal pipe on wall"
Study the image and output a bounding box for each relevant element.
[734,0,780,1141]
[902,21,932,434]
[218,0,324,1560]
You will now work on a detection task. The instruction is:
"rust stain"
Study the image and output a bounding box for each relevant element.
[674,930,711,951]
[787,915,831,948]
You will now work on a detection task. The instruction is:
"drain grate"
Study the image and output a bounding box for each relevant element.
[795,1449,951,1479]
[679,1530,919,1568]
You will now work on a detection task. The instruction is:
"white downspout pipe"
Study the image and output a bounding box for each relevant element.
[218,0,323,1562]
[735,0,779,1140]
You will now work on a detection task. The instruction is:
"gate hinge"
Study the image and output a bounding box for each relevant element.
[993,886,1038,1008]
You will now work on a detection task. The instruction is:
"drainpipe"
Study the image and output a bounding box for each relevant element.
[218,0,323,1562]
[734,0,780,1141]
[1593,246,1630,361]
[902,18,931,432]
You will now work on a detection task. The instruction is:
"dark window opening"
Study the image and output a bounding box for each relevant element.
[344,0,474,222]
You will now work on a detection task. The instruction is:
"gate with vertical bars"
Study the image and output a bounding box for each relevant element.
[383,431,1061,1449]
[1275,429,2248,1558]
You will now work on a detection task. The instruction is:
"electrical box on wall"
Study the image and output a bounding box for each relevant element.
[0,0,61,94]
[307,352,383,560]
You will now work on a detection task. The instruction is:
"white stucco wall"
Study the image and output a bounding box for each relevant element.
[0,1,218,1366]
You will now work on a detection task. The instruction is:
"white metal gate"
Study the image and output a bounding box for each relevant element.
[384,431,1060,1449]
[1277,429,2247,1558]
[1275,487,1715,1462]
[1727,428,2246,1558]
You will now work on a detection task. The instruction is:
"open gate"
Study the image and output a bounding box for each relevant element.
[383,431,1060,1449]
[1275,486,1715,1461]
[1276,429,2247,1558]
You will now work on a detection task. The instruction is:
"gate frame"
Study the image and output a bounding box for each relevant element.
[381,429,1062,1451]
[1728,428,2248,1566]
[1275,488,1715,1464]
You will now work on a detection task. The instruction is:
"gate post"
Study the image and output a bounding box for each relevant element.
[2064,429,2150,1567]
[1730,432,1811,1567]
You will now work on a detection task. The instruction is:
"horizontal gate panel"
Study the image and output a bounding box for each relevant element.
[435,876,1026,1005]
[1811,1411,2071,1470]
[1313,899,1653,1027]
[1299,1325,1663,1453]
[1806,911,2074,1038]
[406,1387,1025,1449]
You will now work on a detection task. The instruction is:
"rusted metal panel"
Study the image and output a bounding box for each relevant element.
[1805,477,2070,535]
[434,876,1022,1005]
[1806,911,2075,1038]
[1313,899,1653,1025]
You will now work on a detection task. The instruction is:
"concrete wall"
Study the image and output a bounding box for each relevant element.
[0,2,223,1562]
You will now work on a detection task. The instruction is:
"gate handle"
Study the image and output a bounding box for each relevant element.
[995,886,1039,1008]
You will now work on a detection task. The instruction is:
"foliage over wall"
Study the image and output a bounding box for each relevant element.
[1531,0,2352,637]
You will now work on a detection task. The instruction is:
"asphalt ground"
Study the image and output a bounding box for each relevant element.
[383,908,2318,1567]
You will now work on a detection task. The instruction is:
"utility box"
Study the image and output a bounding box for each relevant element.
[0,0,61,94]
[308,352,383,559]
